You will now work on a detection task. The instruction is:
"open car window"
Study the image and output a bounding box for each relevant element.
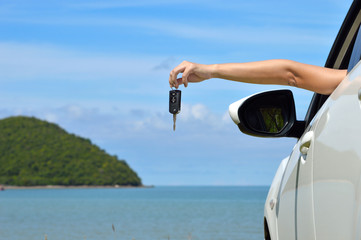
[304,0,361,127]
[348,25,361,72]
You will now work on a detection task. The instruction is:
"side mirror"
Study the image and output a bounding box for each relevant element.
[229,90,305,138]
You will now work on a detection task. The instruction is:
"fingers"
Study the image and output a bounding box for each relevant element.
[176,78,183,86]
[169,60,197,88]
[182,66,192,88]
[169,63,187,89]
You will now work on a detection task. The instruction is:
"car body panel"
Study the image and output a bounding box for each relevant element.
[264,155,289,240]
[296,126,316,240]
[311,61,361,239]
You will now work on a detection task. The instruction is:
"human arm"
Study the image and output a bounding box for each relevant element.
[168,60,347,95]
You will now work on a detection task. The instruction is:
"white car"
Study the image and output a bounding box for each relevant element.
[229,1,361,239]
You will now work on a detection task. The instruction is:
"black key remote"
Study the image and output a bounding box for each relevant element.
[169,90,181,131]
[169,90,181,114]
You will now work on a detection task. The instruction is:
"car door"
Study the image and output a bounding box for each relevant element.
[276,126,317,240]
[296,21,361,240]
[312,28,361,240]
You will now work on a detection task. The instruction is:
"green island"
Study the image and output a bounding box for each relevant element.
[0,116,142,187]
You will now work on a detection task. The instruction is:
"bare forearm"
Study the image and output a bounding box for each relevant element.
[210,60,346,95]
[211,60,292,85]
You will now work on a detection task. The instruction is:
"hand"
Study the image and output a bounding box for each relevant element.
[169,61,213,89]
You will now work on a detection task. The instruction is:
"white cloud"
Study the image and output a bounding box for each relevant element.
[0,42,165,82]
[66,105,84,119]
[0,102,232,140]
[179,103,230,131]
[153,57,177,71]
[191,104,208,120]
[44,113,58,123]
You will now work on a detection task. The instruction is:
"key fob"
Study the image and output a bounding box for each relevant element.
[169,90,181,114]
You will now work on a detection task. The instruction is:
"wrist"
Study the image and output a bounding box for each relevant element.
[208,64,219,79]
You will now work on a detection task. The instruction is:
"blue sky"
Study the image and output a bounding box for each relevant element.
[0,0,352,185]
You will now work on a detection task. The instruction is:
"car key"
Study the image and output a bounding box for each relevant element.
[169,89,181,131]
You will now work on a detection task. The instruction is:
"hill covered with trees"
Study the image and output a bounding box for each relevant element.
[0,116,142,186]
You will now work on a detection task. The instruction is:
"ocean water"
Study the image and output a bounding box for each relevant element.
[0,186,268,240]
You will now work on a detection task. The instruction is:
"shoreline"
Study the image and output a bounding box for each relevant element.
[1,185,154,190]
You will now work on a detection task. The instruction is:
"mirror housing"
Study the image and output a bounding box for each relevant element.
[229,90,305,138]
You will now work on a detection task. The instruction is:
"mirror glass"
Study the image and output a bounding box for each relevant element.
[259,107,285,133]
[245,106,286,134]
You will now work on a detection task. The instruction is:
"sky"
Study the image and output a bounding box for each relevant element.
[0,0,353,186]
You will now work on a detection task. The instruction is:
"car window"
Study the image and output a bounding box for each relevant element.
[348,25,361,72]
[304,1,361,127]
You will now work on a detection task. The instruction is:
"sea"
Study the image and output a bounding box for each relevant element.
[0,186,269,240]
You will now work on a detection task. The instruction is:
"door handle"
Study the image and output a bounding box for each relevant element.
[299,131,314,155]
